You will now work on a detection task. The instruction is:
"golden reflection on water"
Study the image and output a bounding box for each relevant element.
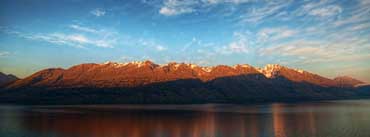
[272,104,286,137]
[271,103,320,137]
[19,106,270,137]
[12,106,279,137]
[22,110,221,137]
[2,100,370,137]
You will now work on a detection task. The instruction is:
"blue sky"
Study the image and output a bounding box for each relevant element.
[0,0,370,82]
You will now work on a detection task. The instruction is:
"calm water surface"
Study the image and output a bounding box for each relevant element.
[1,99,370,137]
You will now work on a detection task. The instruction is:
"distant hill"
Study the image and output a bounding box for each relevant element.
[334,76,365,87]
[1,61,369,104]
[0,72,18,86]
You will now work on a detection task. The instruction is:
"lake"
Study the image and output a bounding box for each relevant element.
[1,99,370,137]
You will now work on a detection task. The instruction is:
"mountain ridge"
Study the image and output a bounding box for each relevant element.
[1,61,369,105]
[6,60,360,89]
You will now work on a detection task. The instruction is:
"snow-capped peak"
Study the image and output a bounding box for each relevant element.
[102,61,129,68]
[294,69,305,74]
[100,61,310,78]
[257,64,282,78]
[102,60,158,68]
[233,64,252,69]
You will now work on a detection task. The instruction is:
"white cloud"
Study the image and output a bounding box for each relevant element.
[2,26,171,51]
[155,45,167,51]
[90,8,106,17]
[159,0,197,16]
[334,0,370,26]
[69,24,98,33]
[293,0,342,20]
[240,1,292,23]
[216,32,249,54]
[68,34,89,43]
[157,0,251,16]
[159,6,193,16]
[24,33,115,48]
[259,37,370,64]
[204,0,250,4]
[258,27,297,42]
[299,54,370,64]
[0,51,10,57]
[11,23,121,48]
[308,5,342,17]
[301,0,330,12]
[181,37,204,52]
[260,40,333,58]
[334,14,364,27]
[350,22,370,31]
[359,0,370,6]
[120,55,135,62]
[136,38,168,51]
[227,40,248,53]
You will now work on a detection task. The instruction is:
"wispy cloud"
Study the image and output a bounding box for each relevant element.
[1,26,116,48]
[26,33,114,48]
[258,27,297,42]
[205,0,250,4]
[90,8,106,17]
[308,5,342,17]
[155,45,167,51]
[259,38,370,64]
[297,0,332,15]
[253,0,369,66]
[159,0,196,16]
[0,51,10,57]
[180,37,214,52]
[350,22,370,31]
[136,38,167,51]
[260,40,335,58]
[334,1,370,26]
[69,24,99,33]
[154,0,251,16]
[1,25,171,52]
[0,23,123,48]
[216,31,249,54]
[240,0,292,23]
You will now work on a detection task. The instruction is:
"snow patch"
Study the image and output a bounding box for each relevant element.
[102,61,129,68]
[201,67,213,73]
[294,69,305,74]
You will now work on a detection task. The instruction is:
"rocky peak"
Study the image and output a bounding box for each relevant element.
[257,64,307,78]
[127,60,156,67]
[102,60,159,68]
[257,64,283,78]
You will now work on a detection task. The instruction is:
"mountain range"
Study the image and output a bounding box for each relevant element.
[1,61,369,104]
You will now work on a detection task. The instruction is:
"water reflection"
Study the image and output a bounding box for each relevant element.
[1,100,370,137]
[272,104,286,137]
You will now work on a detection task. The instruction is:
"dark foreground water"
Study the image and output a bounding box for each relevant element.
[1,100,370,137]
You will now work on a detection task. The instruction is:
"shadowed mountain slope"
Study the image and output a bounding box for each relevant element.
[0,72,18,86]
